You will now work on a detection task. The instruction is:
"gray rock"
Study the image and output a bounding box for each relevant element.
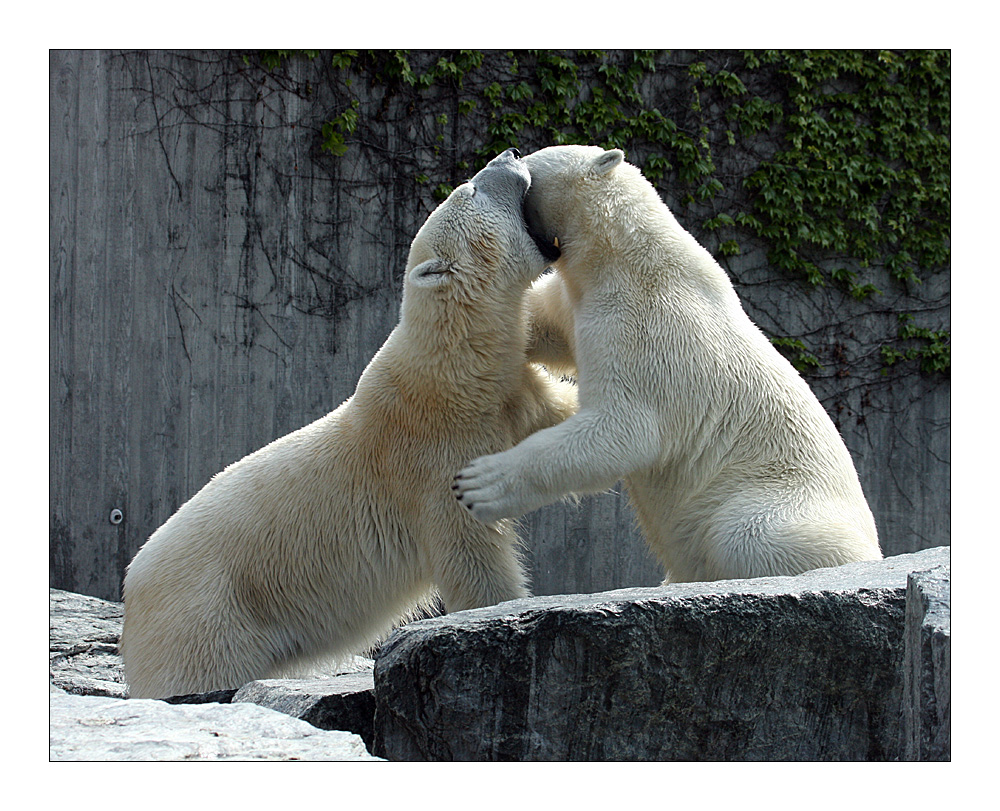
[49,688,382,761]
[49,588,127,697]
[234,670,376,748]
[373,547,950,762]
[901,562,951,760]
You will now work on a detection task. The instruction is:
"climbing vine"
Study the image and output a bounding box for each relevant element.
[246,49,950,378]
[733,52,950,288]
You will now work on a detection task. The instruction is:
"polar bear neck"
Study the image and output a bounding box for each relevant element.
[558,172,740,310]
[386,286,533,402]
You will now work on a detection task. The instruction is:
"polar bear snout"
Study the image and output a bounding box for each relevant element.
[493,146,521,162]
[470,148,530,207]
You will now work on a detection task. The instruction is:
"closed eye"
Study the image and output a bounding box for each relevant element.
[416,260,451,278]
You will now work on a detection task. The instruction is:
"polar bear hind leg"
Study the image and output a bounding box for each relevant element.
[121,598,282,698]
[697,490,881,580]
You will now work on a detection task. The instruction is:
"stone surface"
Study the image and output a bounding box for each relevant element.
[901,563,951,760]
[50,687,381,761]
[234,671,376,748]
[373,547,950,762]
[49,588,127,698]
[49,588,382,760]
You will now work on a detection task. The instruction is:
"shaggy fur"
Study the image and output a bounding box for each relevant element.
[453,145,880,582]
[121,149,576,698]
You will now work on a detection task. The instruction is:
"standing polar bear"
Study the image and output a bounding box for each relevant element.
[454,144,881,582]
[120,149,576,699]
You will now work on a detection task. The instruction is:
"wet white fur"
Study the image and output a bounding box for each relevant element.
[121,157,576,698]
[453,145,880,582]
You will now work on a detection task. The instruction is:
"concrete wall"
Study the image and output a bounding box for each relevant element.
[49,50,949,601]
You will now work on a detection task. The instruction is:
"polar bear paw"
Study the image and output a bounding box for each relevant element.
[452,452,532,524]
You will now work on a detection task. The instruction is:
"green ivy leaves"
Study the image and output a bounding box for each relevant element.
[736,49,950,301]
[320,99,359,157]
[881,314,950,375]
[257,49,949,377]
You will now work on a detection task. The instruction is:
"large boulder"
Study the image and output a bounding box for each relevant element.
[372,547,950,761]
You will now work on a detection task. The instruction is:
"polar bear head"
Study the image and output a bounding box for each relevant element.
[521,145,637,260]
[522,144,732,301]
[402,148,560,321]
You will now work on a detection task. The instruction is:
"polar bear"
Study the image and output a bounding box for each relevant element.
[120,148,576,699]
[453,144,881,583]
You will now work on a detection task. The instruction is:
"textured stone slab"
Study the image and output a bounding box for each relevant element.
[373,547,949,762]
[49,589,127,698]
[901,563,951,760]
[234,670,376,748]
[49,688,382,761]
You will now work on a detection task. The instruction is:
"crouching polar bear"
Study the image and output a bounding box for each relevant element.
[120,148,575,699]
[454,144,880,582]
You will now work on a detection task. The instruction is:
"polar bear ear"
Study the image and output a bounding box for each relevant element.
[409,259,453,288]
[590,148,625,176]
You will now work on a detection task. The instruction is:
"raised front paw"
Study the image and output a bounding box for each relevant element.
[452,452,527,524]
